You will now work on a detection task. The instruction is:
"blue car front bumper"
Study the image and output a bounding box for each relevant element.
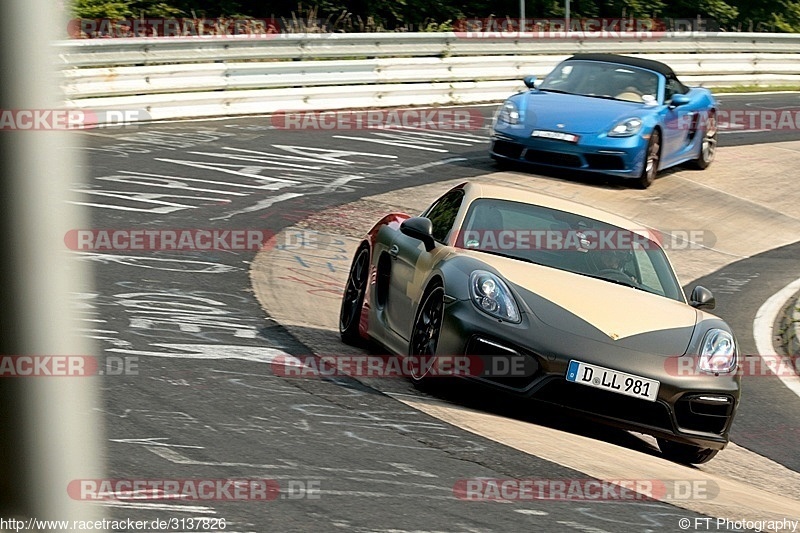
[490,126,650,178]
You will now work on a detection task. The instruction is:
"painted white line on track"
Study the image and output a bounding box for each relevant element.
[719,129,771,134]
[716,91,800,96]
[96,501,216,513]
[332,135,451,152]
[752,276,800,399]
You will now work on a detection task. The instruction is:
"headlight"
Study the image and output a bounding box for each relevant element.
[698,329,737,374]
[470,270,520,323]
[497,101,520,125]
[608,118,643,137]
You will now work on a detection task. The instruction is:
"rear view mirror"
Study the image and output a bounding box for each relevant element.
[523,75,538,89]
[689,286,715,310]
[400,217,435,251]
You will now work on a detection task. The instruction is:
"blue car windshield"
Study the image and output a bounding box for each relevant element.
[538,60,660,104]
[457,199,684,302]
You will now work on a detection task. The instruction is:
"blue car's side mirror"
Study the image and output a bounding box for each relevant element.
[523,75,537,89]
[670,94,691,107]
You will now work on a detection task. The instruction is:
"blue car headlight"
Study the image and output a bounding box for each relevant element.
[470,270,521,323]
[608,117,643,137]
[698,329,737,374]
[497,101,520,125]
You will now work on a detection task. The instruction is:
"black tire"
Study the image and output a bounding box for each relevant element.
[408,283,445,389]
[339,244,370,345]
[690,110,718,170]
[657,438,719,465]
[633,129,661,189]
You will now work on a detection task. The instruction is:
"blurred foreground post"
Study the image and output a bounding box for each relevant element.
[0,0,105,526]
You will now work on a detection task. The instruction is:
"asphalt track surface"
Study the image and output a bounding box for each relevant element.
[74,92,800,532]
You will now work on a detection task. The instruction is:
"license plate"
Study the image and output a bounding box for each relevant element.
[531,130,579,143]
[566,360,660,402]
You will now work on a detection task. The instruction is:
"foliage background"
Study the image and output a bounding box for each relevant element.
[70,0,798,32]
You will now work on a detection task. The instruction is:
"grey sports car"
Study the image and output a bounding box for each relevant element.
[339,182,740,464]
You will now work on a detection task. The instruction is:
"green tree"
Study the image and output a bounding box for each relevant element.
[699,0,739,24]
[619,0,667,17]
[131,1,185,16]
[67,0,800,32]
[72,0,134,18]
[73,0,185,17]
[771,0,800,31]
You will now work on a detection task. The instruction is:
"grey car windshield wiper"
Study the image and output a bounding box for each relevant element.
[578,271,655,294]
[469,248,546,267]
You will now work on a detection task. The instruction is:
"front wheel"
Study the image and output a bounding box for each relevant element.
[633,129,661,189]
[408,283,445,389]
[339,245,370,345]
[657,438,719,465]
[691,110,717,170]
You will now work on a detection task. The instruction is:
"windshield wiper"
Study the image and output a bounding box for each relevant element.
[537,88,573,95]
[578,272,655,294]
[582,94,627,101]
[540,90,633,102]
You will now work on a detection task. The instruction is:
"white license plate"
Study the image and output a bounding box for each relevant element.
[531,130,579,142]
[566,360,660,402]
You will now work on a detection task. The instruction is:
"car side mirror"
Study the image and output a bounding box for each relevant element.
[523,75,537,89]
[670,94,691,108]
[689,285,716,310]
[400,217,436,251]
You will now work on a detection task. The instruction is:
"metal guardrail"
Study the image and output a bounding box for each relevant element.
[57,32,800,66]
[58,32,800,123]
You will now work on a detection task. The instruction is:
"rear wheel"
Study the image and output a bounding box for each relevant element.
[339,245,370,345]
[633,129,660,189]
[657,438,719,465]
[691,110,717,170]
[408,283,445,389]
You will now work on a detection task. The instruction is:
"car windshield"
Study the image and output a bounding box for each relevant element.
[538,60,660,104]
[457,198,683,302]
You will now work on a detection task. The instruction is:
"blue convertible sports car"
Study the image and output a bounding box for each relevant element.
[490,53,718,188]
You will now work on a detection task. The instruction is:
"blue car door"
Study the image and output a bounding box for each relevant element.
[660,81,703,166]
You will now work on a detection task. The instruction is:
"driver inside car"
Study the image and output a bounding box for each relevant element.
[593,250,637,283]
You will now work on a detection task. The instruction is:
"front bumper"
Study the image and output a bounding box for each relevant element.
[436,298,740,450]
[490,127,649,178]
